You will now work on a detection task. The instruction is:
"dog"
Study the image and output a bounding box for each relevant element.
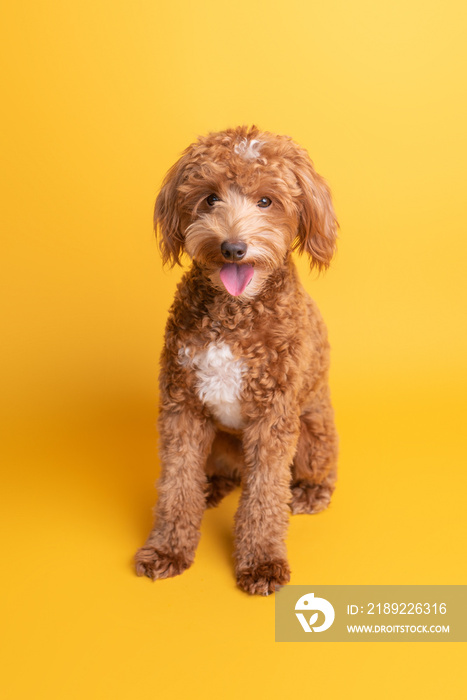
[135,126,339,595]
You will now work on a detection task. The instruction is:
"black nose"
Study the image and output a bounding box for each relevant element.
[221,240,247,262]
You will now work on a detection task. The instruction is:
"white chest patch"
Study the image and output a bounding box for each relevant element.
[179,342,245,430]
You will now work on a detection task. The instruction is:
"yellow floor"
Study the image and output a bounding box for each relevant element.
[2,1,467,697]
[2,372,466,698]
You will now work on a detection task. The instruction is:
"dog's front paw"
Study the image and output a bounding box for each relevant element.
[236,559,291,596]
[135,546,191,581]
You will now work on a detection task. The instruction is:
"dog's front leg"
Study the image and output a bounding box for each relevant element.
[234,410,300,595]
[135,408,215,581]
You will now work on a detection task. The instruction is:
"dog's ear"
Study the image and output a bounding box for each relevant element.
[154,153,189,267]
[293,153,338,270]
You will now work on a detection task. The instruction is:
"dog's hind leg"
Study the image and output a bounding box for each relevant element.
[205,431,243,508]
[290,386,338,515]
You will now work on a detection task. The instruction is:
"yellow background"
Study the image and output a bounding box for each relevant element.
[1,1,466,698]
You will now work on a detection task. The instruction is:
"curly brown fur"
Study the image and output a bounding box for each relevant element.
[135,126,339,595]
[204,431,242,506]
[236,559,291,596]
[135,546,191,580]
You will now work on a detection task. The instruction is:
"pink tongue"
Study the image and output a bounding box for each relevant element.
[219,264,254,296]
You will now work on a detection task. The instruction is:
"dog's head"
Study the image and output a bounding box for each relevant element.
[154,126,337,298]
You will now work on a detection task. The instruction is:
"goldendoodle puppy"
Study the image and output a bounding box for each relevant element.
[135,125,339,595]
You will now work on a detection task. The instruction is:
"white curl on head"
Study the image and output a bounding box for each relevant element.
[234,138,263,161]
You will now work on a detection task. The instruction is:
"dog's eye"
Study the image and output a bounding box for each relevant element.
[206,194,221,206]
[257,197,272,208]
